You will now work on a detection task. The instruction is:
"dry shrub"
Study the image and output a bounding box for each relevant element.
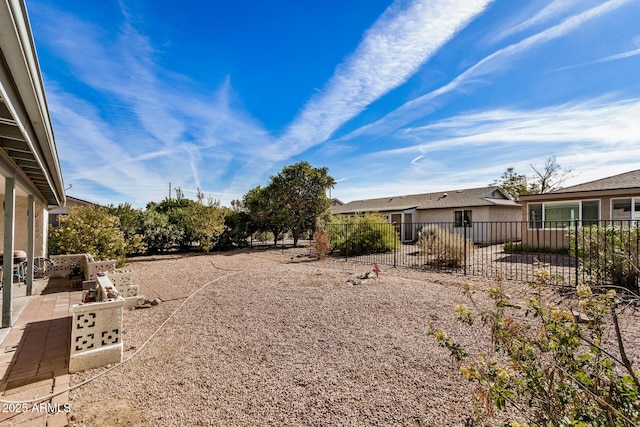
[312,229,332,259]
[417,224,473,268]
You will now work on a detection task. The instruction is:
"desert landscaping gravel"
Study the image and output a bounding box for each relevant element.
[67,248,640,426]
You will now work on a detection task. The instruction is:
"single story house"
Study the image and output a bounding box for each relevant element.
[519,169,640,249]
[332,186,521,244]
[1,0,66,326]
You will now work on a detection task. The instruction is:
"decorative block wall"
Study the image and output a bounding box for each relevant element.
[69,276,124,373]
[49,254,85,278]
[105,271,141,307]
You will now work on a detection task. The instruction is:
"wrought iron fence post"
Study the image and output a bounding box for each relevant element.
[463,220,468,276]
[393,224,397,268]
[574,219,579,289]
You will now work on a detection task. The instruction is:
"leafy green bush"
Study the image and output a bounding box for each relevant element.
[253,231,275,244]
[182,202,227,253]
[140,210,182,253]
[327,213,399,256]
[429,274,640,425]
[569,224,640,292]
[106,203,147,255]
[503,241,569,255]
[417,224,473,268]
[217,210,250,250]
[48,205,127,266]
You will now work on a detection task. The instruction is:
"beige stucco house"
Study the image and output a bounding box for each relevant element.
[332,186,521,244]
[519,169,640,249]
[1,0,66,326]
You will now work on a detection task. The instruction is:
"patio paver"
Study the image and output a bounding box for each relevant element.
[0,278,82,426]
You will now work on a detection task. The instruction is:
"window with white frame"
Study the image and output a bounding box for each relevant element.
[611,197,640,221]
[527,200,600,229]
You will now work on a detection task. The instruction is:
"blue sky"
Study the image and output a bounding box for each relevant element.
[28,0,640,207]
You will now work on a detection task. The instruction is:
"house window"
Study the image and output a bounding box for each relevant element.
[582,200,599,225]
[611,198,640,222]
[454,210,472,227]
[527,200,600,229]
[528,204,543,229]
[544,202,579,228]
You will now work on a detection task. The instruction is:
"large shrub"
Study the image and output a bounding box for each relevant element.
[182,201,227,253]
[328,213,399,256]
[417,224,473,268]
[217,209,251,250]
[140,210,182,253]
[569,224,640,292]
[48,205,127,265]
[106,203,146,255]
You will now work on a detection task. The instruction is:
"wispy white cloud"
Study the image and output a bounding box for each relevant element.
[341,0,632,141]
[557,47,640,70]
[375,97,640,156]
[270,0,494,159]
[490,0,581,43]
[330,97,640,202]
[32,2,273,205]
[46,88,171,206]
[225,0,494,197]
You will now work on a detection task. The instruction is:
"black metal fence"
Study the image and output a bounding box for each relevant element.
[326,220,640,291]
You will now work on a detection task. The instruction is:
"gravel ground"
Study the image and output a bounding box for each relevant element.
[67,249,640,426]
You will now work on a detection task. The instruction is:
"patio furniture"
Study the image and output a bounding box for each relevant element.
[0,250,28,286]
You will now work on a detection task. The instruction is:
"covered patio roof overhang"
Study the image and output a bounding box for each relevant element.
[0,0,66,327]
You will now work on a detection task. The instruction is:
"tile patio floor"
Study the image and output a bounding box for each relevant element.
[0,277,82,427]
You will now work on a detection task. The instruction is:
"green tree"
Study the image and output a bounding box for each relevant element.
[269,161,335,247]
[149,188,194,250]
[106,203,146,255]
[491,167,531,200]
[48,205,127,266]
[244,185,288,246]
[140,209,182,253]
[147,188,227,252]
[218,209,251,250]
[181,191,227,253]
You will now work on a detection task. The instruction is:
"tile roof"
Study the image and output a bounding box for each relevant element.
[551,169,640,194]
[332,186,519,214]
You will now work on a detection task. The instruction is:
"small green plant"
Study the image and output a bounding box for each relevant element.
[417,224,473,268]
[428,273,640,425]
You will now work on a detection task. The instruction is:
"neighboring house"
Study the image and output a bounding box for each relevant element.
[332,186,521,244]
[1,0,66,326]
[49,196,96,227]
[331,198,344,207]
[519,169,640,249]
